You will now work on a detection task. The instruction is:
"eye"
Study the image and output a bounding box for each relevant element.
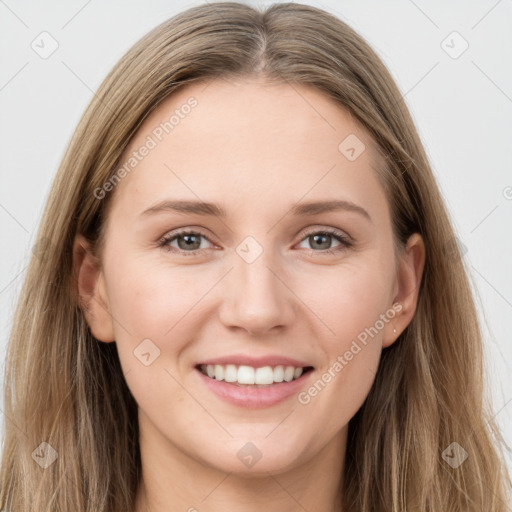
[296,228,352,255]
[158,230,214,256]
[158,227,353,257]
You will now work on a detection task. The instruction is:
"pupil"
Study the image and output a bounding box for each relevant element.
[178,234,200,250]
[312,234,330,250]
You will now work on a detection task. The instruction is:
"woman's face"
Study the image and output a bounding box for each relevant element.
[77,77,423,476]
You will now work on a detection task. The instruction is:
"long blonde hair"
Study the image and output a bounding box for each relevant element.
[1,2,510,511]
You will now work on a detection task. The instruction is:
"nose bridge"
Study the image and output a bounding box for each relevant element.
[218,237,295,335]
[236,246,278,296]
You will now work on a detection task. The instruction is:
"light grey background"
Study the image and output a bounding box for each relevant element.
[1,0,511,477]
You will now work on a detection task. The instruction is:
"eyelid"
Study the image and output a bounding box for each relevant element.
[299,225,353,243]
[157,227,219,256]
[158,225,353,256]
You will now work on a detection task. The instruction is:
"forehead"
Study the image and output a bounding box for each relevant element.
[107,77,387,224]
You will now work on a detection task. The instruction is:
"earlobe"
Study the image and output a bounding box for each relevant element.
[72,234,115,343]
[383,233,426,348]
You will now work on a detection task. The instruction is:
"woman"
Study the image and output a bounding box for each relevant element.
[1,2,510,511]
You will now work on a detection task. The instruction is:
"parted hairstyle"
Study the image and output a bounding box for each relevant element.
[1,2,510,511]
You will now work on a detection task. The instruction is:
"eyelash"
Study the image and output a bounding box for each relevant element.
[157,227,353,257]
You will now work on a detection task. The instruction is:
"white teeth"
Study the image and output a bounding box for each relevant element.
[214,365,224,381]
[255,366,274,385]
[224,364,237,382]
[283,366,295,382]
[238,365,255,384]
[201,364,307,385]
[273,365,284,382]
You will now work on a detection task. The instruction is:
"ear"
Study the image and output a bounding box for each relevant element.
[382,232,425,348]
[72,234,115,343]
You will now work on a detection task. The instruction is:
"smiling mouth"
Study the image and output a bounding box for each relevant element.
[195,364,314,387]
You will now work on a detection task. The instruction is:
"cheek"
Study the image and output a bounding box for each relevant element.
[103,253,222,392]
[292,259,393,426]
[105,254,208,340]
[103,257,206,417]
[297,257,393,348]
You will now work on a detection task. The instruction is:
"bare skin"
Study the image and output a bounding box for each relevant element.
[74,76,425,512]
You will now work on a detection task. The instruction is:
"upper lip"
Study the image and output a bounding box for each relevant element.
[196,354,314,368]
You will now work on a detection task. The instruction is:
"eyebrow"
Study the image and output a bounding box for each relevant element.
[140,199,371,222]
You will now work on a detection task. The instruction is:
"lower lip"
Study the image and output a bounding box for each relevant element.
[195,368,314,409]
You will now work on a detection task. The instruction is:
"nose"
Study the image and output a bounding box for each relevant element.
[217,250,297,336]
